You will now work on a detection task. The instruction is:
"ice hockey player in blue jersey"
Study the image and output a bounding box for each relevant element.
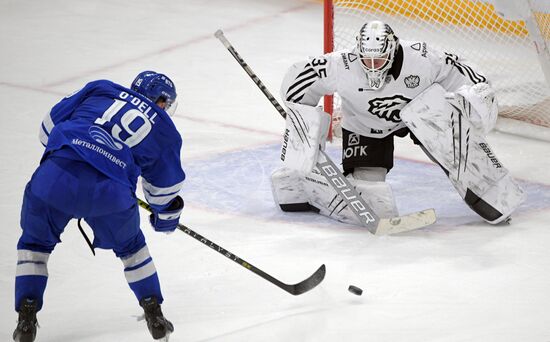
[13,71,184,342]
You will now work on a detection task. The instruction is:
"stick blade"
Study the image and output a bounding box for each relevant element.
[286,264,326,295]
[375,209,437,235]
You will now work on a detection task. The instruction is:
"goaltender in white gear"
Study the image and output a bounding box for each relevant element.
[271,20,525,225]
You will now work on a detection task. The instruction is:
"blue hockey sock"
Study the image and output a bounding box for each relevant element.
[120,246,164,303]
[15,249,50,311]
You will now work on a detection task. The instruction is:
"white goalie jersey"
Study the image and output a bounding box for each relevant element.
[281,40,490,138]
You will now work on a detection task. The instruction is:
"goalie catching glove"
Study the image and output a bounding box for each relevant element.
[149,195,184,233]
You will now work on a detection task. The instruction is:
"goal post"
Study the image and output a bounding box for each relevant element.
[323,0,550,139]
[324,0,335,140]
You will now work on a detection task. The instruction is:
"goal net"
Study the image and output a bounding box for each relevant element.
[324,0,550,137]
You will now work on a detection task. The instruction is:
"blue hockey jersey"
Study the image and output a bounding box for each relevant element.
[39,80,185,209]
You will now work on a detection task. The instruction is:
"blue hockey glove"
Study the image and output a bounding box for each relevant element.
[149,196,184,233]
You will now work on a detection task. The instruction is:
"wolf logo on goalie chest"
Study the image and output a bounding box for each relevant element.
[367,95,411,123]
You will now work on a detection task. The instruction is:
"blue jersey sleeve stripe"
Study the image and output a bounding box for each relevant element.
[142,179,184,196]
[40,123,50,137]
[144,189,180,198]
[42,111,55,134]
[145,193,177,206]
[39,126,49,146]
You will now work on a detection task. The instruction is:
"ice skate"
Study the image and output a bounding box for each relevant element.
[140,296,174,341]
[13,298,38,342]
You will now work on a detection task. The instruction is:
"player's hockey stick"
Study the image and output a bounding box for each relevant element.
[214,29,436,235]
[137,198,325,295]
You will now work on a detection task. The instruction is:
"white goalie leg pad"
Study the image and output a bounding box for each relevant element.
[306,171,398,222]
[271,166,397,223]
[280,102,331,174]
[305,169,358,224]
[401,84,525,224]
[354,180,398,219]
[452,172,525,224]
[271,167,310,211]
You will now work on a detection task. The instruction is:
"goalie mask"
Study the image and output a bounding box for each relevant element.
[355,21,399,90]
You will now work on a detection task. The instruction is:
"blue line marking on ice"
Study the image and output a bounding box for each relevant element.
[182,144,550,228]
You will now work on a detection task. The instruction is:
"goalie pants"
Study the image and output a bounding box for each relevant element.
[15,153,163,312]
[341,127,421,174]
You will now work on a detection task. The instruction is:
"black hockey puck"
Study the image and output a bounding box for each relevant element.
[348,285,363,296]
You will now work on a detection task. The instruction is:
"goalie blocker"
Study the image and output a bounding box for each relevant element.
[279,102,331,174]
[400,84,525,224]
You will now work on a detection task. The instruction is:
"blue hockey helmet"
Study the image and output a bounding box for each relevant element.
[131,71,177,110]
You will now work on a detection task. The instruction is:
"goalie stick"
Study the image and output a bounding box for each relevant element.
[214,29,436,235]
[137,198,325,295]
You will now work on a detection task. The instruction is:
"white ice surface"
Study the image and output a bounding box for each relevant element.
[1,1,550,341]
